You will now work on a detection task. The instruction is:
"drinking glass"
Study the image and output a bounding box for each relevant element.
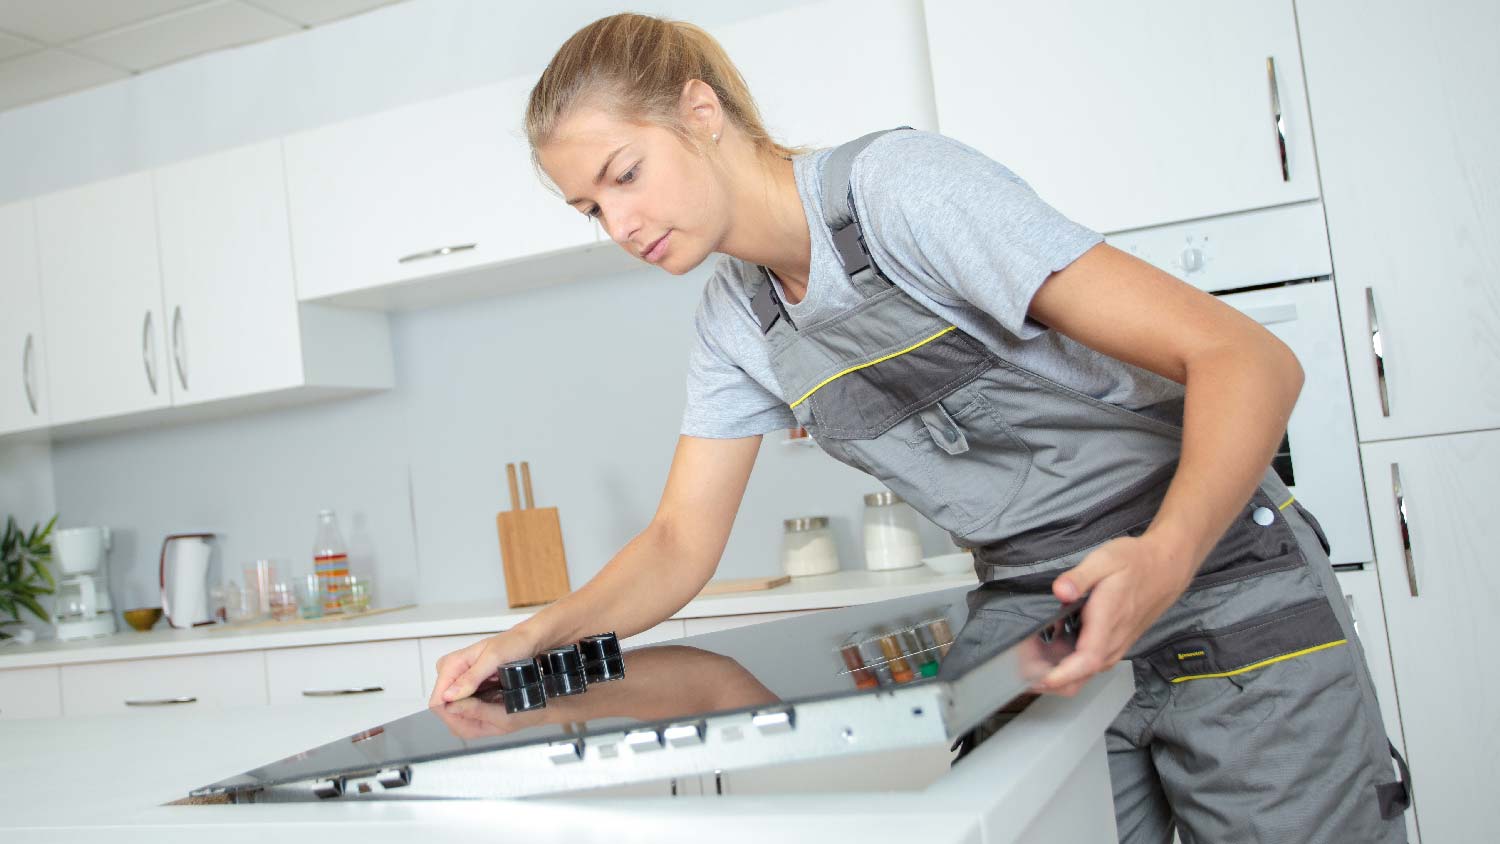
[268,581,298,622]
[296,574,323,620]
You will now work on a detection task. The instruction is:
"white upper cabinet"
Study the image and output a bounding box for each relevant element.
[153,139,305,406]
[1298,0,1500,441]
[283,76,595,304]
[35,172,173,425]
[717,0,938,147]
[0,201,49,435]
[923,0,1318,234]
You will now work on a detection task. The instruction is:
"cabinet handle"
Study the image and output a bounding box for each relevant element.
[1365,288,1391,417]
[171,305,188,391]
[125,696,197,706]
[302,686,384,697]
[21,333,37,415]
[1391,463,1417,597]
[397,243,477,264]
[1266,57,1289,182]
[141,311,159,395]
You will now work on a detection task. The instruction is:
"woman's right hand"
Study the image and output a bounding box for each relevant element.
[429,626,543,707]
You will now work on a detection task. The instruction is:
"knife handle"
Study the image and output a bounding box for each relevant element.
[506,463,520,512]
[521,462,535,510]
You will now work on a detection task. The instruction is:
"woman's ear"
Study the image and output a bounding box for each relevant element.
[679,78,723,143]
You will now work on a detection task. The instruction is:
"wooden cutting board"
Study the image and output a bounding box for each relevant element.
[496,461,571,608]
[697,575,791,596]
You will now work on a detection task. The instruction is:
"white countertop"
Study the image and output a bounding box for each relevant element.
[0,568,977,670]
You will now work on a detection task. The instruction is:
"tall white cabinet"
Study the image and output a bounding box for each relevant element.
[923,0,1317,233]
[0,201,48,435]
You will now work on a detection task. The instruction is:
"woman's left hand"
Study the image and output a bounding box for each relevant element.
[1034,535,1196,696]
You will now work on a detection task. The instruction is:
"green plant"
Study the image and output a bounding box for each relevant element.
[1,514,56,638]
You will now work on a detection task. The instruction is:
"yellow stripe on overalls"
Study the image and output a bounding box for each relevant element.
[1278,496,1296,511]
[1170,639,1347,684]
[788,325,959,410]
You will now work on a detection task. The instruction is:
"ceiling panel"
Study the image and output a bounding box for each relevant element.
[0,0,205,45]
[69,1,298,73]
[0,48,126,111]
[0,28,40,62]
[245,0,400,27]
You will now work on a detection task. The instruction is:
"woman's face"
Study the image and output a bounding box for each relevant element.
[537,106,727,276]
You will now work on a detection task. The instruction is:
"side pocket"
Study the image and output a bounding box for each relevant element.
[1292,500,1333,557]
[1142,598,1347,684]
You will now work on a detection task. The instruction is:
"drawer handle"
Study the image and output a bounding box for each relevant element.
[1365,288,1391,417]
[1391,463,1417,597]
[21,332,38,415]
[397,243,477,264]
[1266,56,1289,182]
[303,686,384,697]
[125,696,197,706]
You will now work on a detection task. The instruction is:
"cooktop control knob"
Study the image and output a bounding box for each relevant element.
[1180,246,1205,273]
[536,645,588,697]
[579,632,626,683]
[493,658,547,714]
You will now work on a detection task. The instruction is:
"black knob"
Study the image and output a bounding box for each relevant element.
[483,658,546,713]
[535,645,588,697]
[579,632,626,683]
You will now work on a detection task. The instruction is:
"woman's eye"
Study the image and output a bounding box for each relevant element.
[617,164,638,185]
[583,204,600,219]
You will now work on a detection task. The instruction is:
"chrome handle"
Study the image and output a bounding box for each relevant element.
[125,696,197,707]
[171,305,188,391]
[1391,463,1417,597]
[1266,57,1289,181]
[141,311,158,395]
[302,686,384,698]
[21,333,37,415]
[1365,288,1391,417]
[397,243,477,264]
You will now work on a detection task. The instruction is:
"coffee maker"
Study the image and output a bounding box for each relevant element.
[52,526,117,641]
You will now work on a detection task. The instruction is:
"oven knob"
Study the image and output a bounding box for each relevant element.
[1180,246,1204,273]
[535,645,588,697]
[579,632,626,683]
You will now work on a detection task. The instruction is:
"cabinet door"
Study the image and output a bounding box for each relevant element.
[0,665,60,720]
[1361,430,1500,842]
[35,172,172,424]
[59,651,267,716]
[923,0,1317,234]
[0,201,48,434]
[1298,0,1500,440]
[153,139,304,406]
[283,77,594,302]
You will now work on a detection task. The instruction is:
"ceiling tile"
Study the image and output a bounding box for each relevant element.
[0,28,41,61]
[68,1,298,73]
[0,48,126,111]
[0,0,207,45]
[244,0,401,27]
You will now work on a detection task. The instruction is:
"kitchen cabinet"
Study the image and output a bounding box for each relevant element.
[1360,429,1500,842]
[282,75,596,306]
[0,201,48,435]
[680,610,813,637]
[34,172,173,425]
[59,650,267,717]
[152,139,393,408]
[264,639,422,706]
[1297,0,1500,441]
[923,0,1318,234]
[0,665,60,720]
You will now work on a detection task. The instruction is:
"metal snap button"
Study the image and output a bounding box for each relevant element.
[942,426,958,444]
[1251,506,1275,526]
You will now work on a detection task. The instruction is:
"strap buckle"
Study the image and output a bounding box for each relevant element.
[831,222,872,277]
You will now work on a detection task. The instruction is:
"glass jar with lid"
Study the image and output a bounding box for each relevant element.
[781,516,840,577]
[862,491,924,571]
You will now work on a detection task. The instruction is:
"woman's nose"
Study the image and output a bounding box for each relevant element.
[600,203,639,248]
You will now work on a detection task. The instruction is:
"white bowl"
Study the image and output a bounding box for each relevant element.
[921,551,974,575]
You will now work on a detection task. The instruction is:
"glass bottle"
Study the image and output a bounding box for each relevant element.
[313,509,349,614]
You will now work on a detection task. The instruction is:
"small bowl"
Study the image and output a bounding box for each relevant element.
[921,551,975,576]
[123,607,163,632]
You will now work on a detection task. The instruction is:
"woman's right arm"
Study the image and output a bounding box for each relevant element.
[429,433,763,705]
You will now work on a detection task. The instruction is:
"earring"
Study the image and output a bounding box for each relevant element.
[712,132,719,142]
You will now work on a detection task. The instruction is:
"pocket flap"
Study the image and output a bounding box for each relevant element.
[919,402,970,456]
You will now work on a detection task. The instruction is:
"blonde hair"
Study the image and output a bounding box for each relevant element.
[525,13,804,169]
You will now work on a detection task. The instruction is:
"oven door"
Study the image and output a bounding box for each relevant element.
[1218,279,1373,564]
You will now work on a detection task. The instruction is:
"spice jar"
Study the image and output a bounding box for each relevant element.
[862,491,923,571]
[781,516,840,577]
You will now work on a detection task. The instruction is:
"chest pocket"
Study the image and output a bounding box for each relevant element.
[797,328,1034,540]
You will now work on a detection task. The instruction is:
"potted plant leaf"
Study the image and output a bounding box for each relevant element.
[1,514,56,639]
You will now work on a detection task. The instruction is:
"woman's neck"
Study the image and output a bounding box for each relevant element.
[717,150,812,303]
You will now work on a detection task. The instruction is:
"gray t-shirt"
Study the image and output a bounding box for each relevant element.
[681,130,1182,439]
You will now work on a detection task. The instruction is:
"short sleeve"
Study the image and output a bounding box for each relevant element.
[680,271,798,439]
[852,131,1104,340]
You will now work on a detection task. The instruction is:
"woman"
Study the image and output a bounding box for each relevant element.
[430,13,1407,843]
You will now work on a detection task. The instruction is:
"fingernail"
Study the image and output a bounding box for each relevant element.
[1056,580,1078,602]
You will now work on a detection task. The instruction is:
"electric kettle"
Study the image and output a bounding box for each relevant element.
[160,533,217,629]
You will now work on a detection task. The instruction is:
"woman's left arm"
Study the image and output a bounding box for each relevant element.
[1025,242,1304,696]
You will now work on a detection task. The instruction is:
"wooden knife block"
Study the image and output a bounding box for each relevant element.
[496,506,571,608]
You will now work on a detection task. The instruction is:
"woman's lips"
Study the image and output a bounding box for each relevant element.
[643,231,671,264]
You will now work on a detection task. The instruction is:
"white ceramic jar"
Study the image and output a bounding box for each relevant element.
[862,491,924,571]
[781,516,840,577]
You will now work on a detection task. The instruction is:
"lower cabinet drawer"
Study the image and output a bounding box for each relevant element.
[681,610,819,637]
[265,639,422,705]
[60,651,267,716]
[0,665,62,719]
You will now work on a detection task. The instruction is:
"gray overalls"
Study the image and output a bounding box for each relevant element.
[748,129,1410,843]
